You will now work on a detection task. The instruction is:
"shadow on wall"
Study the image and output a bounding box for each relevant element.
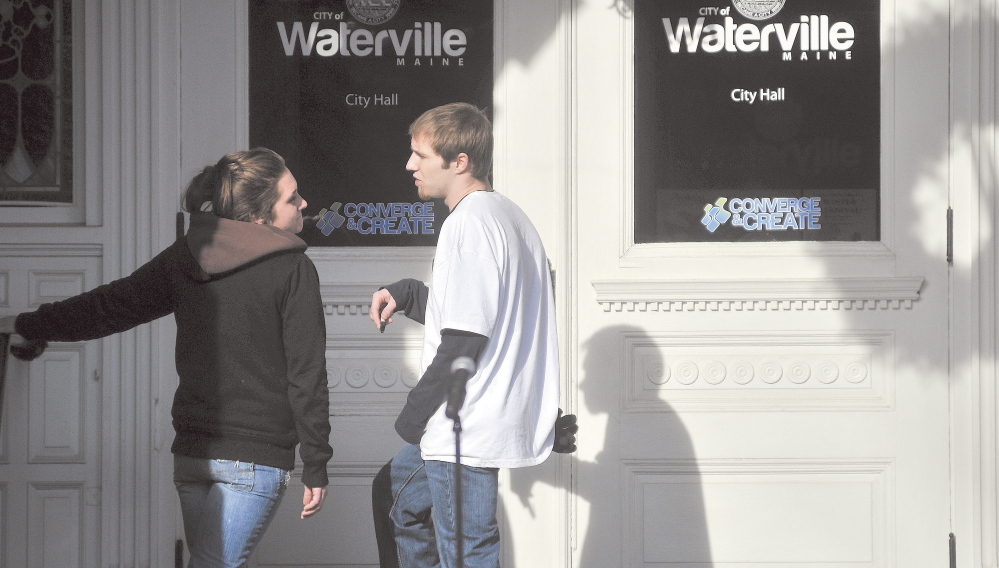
[506,325,711,568]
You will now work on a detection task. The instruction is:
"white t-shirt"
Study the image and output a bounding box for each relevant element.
[418,190,560,468]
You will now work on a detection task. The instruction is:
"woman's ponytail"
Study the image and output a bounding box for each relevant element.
[181,148,286,223]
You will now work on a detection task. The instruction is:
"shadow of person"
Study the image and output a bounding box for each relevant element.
[507,324,712,567]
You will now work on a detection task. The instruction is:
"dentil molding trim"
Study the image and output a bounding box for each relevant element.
[320,283,388,315]
[592,277,924,312]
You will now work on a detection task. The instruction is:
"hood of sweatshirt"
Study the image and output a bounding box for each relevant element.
[185,213,307,279]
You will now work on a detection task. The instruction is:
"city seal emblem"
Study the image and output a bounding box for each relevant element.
[346,0,401,26]
[731,0,786,20]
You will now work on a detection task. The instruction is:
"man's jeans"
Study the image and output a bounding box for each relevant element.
[174,455,290,568]
[373,444,500,568]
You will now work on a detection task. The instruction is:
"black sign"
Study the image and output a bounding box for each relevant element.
[249,0,493,246]
[634,0,880,242]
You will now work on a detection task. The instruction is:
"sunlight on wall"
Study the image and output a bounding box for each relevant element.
[885,0,947,47]
[909,159,949,257]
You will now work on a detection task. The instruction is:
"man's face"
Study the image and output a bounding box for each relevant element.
[406,134,455,201]
[266,169,307,233]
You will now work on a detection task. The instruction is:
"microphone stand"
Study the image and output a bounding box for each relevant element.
[451,411,464,568]
[446,356,476,568]
[0,334,8,435]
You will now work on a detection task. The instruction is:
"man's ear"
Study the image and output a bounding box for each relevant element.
[453,153,471,174]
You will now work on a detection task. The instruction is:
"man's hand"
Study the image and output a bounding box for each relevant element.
[369,288,397,332]
[301,486,328,519]
[553,409,578,453]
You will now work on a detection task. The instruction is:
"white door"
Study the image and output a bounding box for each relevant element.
[571,0,951,567]
[0,253,103,568]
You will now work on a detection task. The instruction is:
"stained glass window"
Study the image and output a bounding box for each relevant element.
[0,0,72,204]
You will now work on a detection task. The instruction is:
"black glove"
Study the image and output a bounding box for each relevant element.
[10,338,47,361]
[552,409,578,453]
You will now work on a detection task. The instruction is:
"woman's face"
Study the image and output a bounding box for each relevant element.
[266,169,307,233]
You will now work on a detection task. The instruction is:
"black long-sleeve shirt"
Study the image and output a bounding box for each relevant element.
[383,279,488,444]
[16,214,334,487]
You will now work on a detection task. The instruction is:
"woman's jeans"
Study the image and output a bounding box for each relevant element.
[174,455,290,568]
[373,444,500,568]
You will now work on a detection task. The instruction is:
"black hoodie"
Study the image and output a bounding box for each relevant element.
[15,213,333,487]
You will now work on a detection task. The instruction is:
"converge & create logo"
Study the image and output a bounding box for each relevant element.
[316,203,346,236]
[701,198,732,232]
[701,196,822,233]
[316,201,435,236]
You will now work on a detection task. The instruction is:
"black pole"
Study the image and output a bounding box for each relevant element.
[447,356,475,568]
[453,417,464,568]
[0,334,8,434]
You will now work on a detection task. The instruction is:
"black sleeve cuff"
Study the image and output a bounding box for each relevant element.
[383,278,429,325]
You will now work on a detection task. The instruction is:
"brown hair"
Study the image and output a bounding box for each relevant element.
[182,147,287,223]
[408,103,492,181]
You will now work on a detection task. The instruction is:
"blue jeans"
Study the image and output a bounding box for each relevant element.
[174,455,290,568]
[373,444,500,568]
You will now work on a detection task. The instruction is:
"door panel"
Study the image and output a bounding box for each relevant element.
[0,254,102,568]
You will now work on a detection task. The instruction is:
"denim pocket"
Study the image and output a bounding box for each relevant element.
[210,459,255,492]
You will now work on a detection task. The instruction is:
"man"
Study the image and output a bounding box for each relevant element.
[369,102,572,567]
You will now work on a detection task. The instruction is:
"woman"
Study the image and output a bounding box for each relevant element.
[0,148,332,567]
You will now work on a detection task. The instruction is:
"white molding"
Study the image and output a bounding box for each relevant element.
[27,483,88,568]
[285,463,384,482]
[235,0,249,148]
[623,330,894,412]
[325,335,423,351]
[93,0,173,565]
[619,1,634,262]
[622,459,895,568]
[0,244,102,257]
[976,0,999,562]
[880,0,898,254]
[320,283,375,316]
[0,0,89,226]
[556,0,577,565]
[27,345,88,463]
[319,282,425,315]
[592,276,924,311]
[557,0,580,563]
[308,246,436,264]
[324,335,422,416]
[948,0,999,564]
[617,0,898,270]
[620,240,896,262]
